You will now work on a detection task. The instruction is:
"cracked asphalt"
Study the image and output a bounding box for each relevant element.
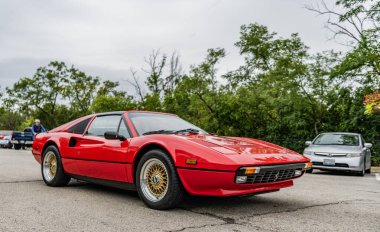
[0,149,379,232]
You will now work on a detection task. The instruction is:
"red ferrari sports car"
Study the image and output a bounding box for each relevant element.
[32,111,311,209]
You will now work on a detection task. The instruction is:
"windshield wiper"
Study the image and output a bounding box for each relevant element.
[143,128,200,135]
[174,128,200,134]
[143,130,175,135]
[316,143,354,146]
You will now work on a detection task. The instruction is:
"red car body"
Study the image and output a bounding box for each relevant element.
[32,111,310,197]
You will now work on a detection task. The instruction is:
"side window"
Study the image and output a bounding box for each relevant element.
[68,118,92,134]
[87,115,121,137]
[118,119,131,138]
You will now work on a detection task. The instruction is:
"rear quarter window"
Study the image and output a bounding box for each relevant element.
[68,118,92,134]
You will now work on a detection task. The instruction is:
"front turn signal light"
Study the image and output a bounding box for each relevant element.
[304,162,312,170]
[244,167,260,175]
[185,159,197,165]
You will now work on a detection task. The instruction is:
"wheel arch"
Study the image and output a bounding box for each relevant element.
[132,143,174,182]
[41,140,60,156]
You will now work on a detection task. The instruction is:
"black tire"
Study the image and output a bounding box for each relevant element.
[41,145,71,187]
[14,144,21,150]
[357,164,365,176]
[136,149,185,210]
[306,168,313,174]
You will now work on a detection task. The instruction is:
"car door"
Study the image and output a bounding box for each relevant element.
[74,114,131,182]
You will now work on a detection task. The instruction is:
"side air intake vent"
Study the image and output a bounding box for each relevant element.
[69,137,77,147]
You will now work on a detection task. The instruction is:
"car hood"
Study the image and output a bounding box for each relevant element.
[181,134,308,166]
[304,145,362,153]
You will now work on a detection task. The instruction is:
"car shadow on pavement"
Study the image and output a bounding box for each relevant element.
[64,179,296,211]
[66,179,140,199]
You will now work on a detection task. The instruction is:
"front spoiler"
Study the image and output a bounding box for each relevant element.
[177,168,294,196]
[312,165,362,172]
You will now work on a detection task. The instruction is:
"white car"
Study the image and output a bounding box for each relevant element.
[303,132,372,176]
[0,135,13,149]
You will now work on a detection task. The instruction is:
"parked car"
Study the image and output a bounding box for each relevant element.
[0,135,13,148]
[303,132,372,176]
[32,111,311,209]
[0,130,13,149]
[11,128,34,150]
[0,130,13,140]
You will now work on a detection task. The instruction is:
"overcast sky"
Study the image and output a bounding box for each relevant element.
[0,0,346,92]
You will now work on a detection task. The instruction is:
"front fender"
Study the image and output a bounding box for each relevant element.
[127,135,238,171]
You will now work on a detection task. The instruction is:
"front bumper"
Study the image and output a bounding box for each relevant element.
[0,140,10,145]
[11,140,33,145]
[177,163,308,196]
[304,155,363,171]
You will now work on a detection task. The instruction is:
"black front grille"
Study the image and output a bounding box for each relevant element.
[312,162,349,168]
[235,163,306,184]
[245,169,297,184]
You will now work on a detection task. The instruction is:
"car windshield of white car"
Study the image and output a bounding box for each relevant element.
[313,134,359,146]
[0,131,12,136]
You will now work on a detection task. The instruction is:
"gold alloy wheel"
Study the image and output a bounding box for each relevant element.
[140,158,169,202]
[49,155,57,177]
[43,151,58,182]
[146,163,168,196]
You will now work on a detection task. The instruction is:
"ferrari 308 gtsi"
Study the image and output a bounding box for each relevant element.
[32,111,311,209]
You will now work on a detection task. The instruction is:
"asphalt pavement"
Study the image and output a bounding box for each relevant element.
[0,149,379,232]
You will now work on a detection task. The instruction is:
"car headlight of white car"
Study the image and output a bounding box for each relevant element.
[346,153,362,158]
[303,150,314,156]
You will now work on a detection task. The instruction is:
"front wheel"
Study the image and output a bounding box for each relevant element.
[136,149,185,210]
[41,145,71,186]
[365,161,371,173]
[357,164,365,177]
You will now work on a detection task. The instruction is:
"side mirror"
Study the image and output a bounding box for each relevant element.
[305,141,312,146]
[104,131,126,141]
[364,143,372,148]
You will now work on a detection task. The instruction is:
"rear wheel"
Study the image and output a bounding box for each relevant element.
[136,149,185,210]
[41,145,71,186]
[306,168,313,174]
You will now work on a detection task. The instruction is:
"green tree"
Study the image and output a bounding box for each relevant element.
[0,108,25,130]
[5,61,104,128]
[90,80,136,113]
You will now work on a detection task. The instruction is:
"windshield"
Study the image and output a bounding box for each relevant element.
[0,131,12,136]
[129,112,207,136]
[313,134,360,146]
